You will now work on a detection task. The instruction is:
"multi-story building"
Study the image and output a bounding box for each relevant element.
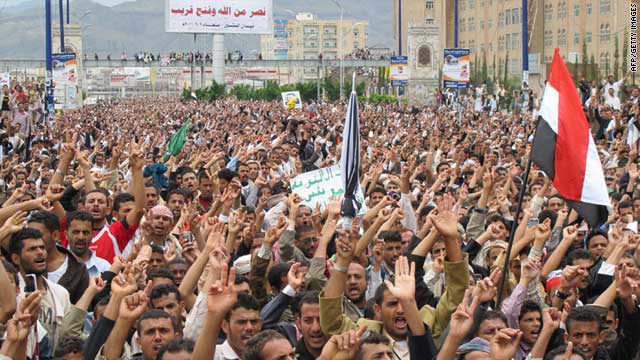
[260,13,368,82]
[456,0,638,89]
[392,0,453,57]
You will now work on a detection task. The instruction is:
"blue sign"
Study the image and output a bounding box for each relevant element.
[390,56,409,87]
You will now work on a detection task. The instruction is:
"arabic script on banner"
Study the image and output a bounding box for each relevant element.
[290,165,367,215]
[165,0,273,34]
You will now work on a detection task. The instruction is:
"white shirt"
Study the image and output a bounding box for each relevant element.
[214,340,240,360]
[84,250,111,277]
[47,256,68,284]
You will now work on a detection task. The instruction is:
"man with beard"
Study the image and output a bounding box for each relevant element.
[196,173,214,214]
[64,210,111,277]
[367,231,403,296]
[59,141,146,263]
[143,205,176,250]
[26,210,90,304]
[166,188,188,220]
[9,228,71,356]
[179,169,198,194]
[293,291,328,360]
[280,195,318,264]
[216,293,263,360]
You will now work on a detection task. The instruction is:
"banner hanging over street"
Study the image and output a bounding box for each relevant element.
[165,0,273,34]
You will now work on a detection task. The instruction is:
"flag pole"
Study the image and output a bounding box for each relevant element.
[352,72,356,92]
[495,117,539,308]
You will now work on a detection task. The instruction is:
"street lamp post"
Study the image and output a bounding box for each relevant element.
[331,0,344,100]
[58,0,65,51]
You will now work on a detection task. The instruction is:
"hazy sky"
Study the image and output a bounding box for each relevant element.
[10,0,133,6]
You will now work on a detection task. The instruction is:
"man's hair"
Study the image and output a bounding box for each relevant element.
[293,290,320,316]
[8,228,43,256]
[374,282,388,306]
[243,330,287,360]
[27,210,60,233]
[147,268,176,283]
[150,284,182,303]
[355,333,391,360]
[113,192,135,212]
[2,259,18,285]
[65,210,93,229]
[218,168,238,182]
[370,186,386,196]
[83,188,110,204]
[267,263,291,290]
[156,339,195,360]
[518,300,542,321]
[198,172,211,181]
[54,336,84,357]
[565,306,601,334]
[618,200,633,211]
[379,230,402,243]
[136,309,177,335]
[167,258,188,267]
[235,274,249,286]
[150,244,164,255]
[485,214,507,229]
[544,345,587,360]
[585,229,608,248]
[226,293,261,321]
[167,188,188,201]
[294,225,316,240]
[537,210,557,227]
[567,249,596,266]
[480,310,508,326]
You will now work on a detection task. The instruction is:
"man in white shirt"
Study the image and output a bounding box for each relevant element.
[605,87,621,111]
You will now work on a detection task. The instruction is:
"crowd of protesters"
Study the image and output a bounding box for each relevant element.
[0,69,638,360]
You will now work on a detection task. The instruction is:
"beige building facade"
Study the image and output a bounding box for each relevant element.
[455,0,638,88]
[260,13,368,82]
[393,0,453,57]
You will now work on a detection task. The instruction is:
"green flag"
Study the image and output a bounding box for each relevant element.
[163,119,190,162]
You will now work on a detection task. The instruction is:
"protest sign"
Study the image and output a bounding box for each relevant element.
[290,165,366,215]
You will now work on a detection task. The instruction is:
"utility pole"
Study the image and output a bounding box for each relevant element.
[58,0,65,51]
[66,0,69,24]
[522,0,529,84]
[454,0,459,47]
[45,0,53,124]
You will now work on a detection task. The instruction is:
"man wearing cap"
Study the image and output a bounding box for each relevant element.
[144,205,179,252]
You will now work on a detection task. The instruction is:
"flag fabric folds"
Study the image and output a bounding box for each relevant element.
[530,48,610,227]
[339,80,361,226]
[163,119,190,162]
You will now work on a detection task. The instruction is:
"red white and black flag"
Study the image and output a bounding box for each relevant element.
[531,48,610,227]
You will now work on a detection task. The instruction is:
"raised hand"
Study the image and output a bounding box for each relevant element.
[287,263,305,293]
[207,263,238,314]
[128,138,145,170]
[473,269,501,303]
[335,230,356,261]
[449,289,480,341]
[616,265,639,301]
[384,256,416,302]
[1,211,27,235]
[521,258,542,285]
[542,307,562,331]
[318,325,368,360]
[428,193,459,239]
[44,183,65,203]
[560,265,588,291]
[490,328,523,360]
[119,282,152,321]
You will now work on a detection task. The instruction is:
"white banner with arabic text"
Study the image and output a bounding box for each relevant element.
[165,0,273,34]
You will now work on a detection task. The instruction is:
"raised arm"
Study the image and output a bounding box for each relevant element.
[126,139,146,226]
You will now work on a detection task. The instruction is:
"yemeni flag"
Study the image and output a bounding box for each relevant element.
[531,49,610,227]
[163,119,190,162]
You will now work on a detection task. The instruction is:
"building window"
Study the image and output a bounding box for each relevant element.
[506,33,511,50]
[469,0,475,8]
[498,36,504,51]
[600,23,610,42]
[544,3,553,21]
[600,0,611,14]
[505,11,511,25]
[544,30,553,47]
[557,29,567,46]
[558,1,567,18]
[460,18,466,32]
[586,2,592,15]
[480,20,484,29]
[574,3,580,16]
[574,32,580,45]
[488,19,493,29]
[418,45,432,67]
[498,12,504,27]
[468,17,475,31]
[512,8,519,24]
[426,0,434,9]
[425,18,435,25]
[512,32,519,49]
[586,32,592,43]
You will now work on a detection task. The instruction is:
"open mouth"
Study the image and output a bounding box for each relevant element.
[394,316,407,329]
[34,258,46,266]
[91,209,102,217]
